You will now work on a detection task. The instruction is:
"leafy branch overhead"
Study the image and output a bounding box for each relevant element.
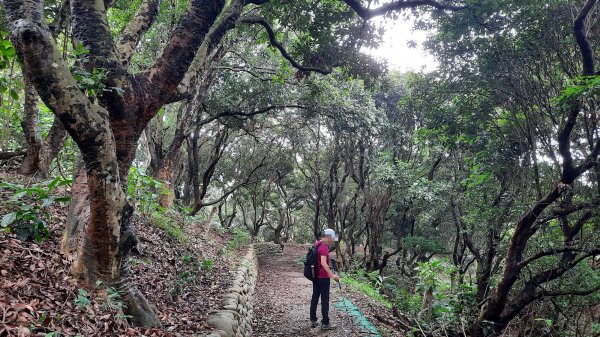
[1,0,600,336]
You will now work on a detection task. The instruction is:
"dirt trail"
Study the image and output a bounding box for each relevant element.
[252,244,371,337]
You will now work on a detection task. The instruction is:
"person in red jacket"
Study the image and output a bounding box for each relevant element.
[310,228,339,331]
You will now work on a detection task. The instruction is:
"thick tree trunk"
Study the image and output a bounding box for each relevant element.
[19,76,68,178]
[61,162,88,253]
[18,77,43,176]
[273,209,285,244]
[147,109,187,208]
[6,0,228,327]
[365,226,382,271]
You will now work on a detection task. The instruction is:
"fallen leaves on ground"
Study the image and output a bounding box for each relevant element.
[0,170,242,337]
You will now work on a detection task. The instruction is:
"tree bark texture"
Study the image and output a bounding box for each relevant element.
[4,0,227,326]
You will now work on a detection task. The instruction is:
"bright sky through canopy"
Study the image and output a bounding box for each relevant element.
[366,17,438,72]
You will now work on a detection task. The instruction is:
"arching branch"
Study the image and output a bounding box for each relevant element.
[240,16,336,75]
[574,0,597,76]
[558,0,597,181]
[340,0,466,20]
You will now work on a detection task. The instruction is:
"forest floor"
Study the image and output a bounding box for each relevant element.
[0,169,244,337]
[252,244,404,337]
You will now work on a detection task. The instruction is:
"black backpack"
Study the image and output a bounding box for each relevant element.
[303,242,322,280]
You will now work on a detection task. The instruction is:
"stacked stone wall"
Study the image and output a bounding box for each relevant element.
[254,242,283,257]
[206,246,258,337]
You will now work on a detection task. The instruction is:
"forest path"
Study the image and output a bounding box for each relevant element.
[252,244,380,337]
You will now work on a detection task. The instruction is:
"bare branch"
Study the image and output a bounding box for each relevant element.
[199,104,307,127]
[519,246,589,268]
[240,16,336,75]
[543,283,600,297]
[558,0,597,181]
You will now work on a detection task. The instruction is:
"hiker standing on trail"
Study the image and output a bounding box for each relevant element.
[310,228,339,331]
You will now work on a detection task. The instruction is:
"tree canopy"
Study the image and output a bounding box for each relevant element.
[1,0,600,336]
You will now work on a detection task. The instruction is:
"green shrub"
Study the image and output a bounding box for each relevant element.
[1,176,71,241]
[394,288,422,314]
[127,167,169,215]
[150,211,186,242]
[227,228,250,251]
[414,259,477,324]
[341,272,393,308]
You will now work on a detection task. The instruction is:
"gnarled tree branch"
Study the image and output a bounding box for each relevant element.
[574,0,596,76]
[71,0,122,73]
[340,0,466,20]
[240,16,336,75]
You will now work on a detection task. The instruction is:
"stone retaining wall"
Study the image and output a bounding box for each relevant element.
[254,242,283,257]
[206,245,258,337]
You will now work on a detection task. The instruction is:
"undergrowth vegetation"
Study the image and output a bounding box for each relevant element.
[1,176,71,241]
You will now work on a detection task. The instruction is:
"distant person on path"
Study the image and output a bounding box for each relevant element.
[310,228,339,331]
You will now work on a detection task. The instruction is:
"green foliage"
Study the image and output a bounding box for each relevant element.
[0,32,22,149]
[74,289,91,308]
[402,236,446,255]
[150,211,186,242]
[171,270,197,298]
[414,259,477,324]
[341,272,393,308]
[181,254,212,270]
[170,253,214,298]
[1,176,71,241]
[227,227,251,251]
[552,75,600,107]
[106,0,143,37]
[0,33,16,69]
[394,288,422,315]
[127,166,169,215]
[68,44,123,98]
[102,287,126,313]
[202,258,214,271]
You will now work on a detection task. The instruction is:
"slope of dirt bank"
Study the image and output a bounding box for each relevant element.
[252,244,404,337]
[0,171,241,336]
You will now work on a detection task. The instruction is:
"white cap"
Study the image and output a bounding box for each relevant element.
[323,228,339,241]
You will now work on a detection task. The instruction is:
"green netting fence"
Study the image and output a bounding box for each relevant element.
[334,297,382,336]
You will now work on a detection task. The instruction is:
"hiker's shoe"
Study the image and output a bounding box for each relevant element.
[321,323,336,331]
[311,321,319,328]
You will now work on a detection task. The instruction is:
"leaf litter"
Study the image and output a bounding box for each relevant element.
[0,170,243,336]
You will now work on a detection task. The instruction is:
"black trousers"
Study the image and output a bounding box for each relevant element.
[310,278,331,324]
